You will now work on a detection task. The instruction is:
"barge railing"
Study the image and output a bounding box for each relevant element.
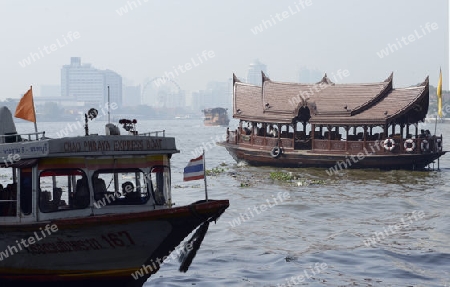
[226,128,443,155]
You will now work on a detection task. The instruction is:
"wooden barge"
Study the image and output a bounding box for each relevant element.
[219,72,445,170]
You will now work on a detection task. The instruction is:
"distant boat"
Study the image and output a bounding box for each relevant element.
[0,106,229,286]
[202,107,230,126]
[219,72,446,170]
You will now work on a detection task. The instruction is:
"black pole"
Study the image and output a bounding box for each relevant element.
[84,113,89,136]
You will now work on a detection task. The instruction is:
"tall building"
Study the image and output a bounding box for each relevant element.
[246,59,267,86]
[61,57,122,107]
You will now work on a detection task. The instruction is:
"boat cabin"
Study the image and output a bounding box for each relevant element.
[0,107,178,224]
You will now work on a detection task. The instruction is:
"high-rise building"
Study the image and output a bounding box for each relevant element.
[246,59,267,86]
[61,57,122,106]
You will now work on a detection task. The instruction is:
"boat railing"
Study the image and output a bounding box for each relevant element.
[139,130,165,137]
[228,127,444,155]
[0,131,46,143]
[375,134,443,155]
[315,135,444,155]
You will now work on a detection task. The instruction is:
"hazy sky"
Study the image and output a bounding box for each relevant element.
[0,0,448,101]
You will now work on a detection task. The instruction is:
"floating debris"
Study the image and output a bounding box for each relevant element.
[206,166,226,176]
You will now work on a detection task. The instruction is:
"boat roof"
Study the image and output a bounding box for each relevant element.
[0,134,179,162]
[232,72,429,125]
[203,107,228,113]
[0,105,179,163]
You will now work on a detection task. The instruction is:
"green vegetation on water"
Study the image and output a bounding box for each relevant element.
[269,171,326,186]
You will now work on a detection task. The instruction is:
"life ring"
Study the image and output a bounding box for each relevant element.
[270,146,282,158]
[436,138,443,152]
[420,139,429,152]
[383,138,395,151]
[403,139,415,153]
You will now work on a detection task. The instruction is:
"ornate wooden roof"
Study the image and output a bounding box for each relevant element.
[232,72,429,126]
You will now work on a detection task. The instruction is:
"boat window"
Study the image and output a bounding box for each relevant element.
[39,169,89,212]
[0,168,17,217]
[91,169,149,207]
[149,166,171,206]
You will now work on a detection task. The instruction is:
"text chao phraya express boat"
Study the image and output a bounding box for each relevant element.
[0,106,228,287]
[219,72,446,170]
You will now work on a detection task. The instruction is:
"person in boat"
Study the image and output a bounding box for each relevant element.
[419,129,426,138]
[268,125,278,137]
[74,176,90,208]
[243,123,251,135]
[123,181,140,200]
[258,123,266,136]
[92,173,107,200]
[252,123,259,136]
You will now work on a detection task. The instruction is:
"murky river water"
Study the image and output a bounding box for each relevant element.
[13,118,450,286]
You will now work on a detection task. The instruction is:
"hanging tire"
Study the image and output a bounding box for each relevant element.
[403,139,415,153]
[383,138,395,151]
[270,146,282,158]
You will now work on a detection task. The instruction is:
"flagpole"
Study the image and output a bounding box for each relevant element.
[30,86,38,134]
[435,68,442,139]
[203,149,208,201]
[434,114,438,135]
[107,85,111,124]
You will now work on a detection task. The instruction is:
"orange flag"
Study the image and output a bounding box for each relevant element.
[15,86,36,123]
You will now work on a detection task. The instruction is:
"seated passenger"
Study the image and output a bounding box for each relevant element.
[93,174,107,200]
[272,127,279,137]
[51,187,64,210]
[74,177,90,208]
[123,181,140,200]
[268,125,278,137]
[122,181,134,195]
[252,125,259,136]
[419,129,425,138]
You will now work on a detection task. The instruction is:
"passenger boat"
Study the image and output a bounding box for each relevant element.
[202,107,230,126]
[0,106,229,287]
[219,72,446,170]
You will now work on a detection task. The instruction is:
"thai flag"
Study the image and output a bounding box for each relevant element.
[183,155,204,181]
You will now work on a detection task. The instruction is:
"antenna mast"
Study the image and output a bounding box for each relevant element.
[107,85,111,123]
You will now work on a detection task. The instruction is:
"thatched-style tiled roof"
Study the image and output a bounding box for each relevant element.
[232,72,429,125]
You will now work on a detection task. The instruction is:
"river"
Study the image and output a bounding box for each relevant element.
[14,118,450,287]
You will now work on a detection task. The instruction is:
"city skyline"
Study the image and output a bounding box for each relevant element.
[0,0,448,102]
